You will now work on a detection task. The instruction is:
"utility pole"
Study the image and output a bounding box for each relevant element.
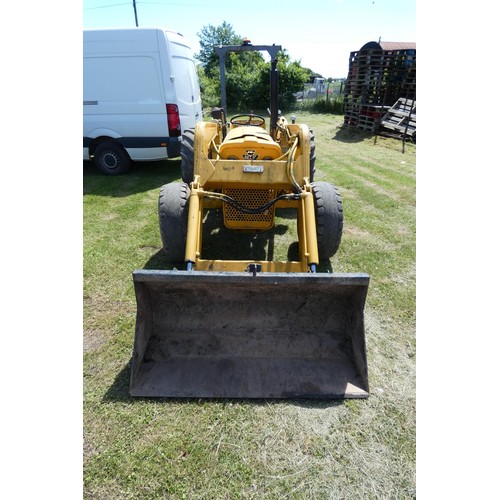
[133,0,139,27]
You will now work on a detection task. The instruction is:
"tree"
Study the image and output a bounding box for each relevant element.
[276,50,310,108]
[225,52,266,110]
[196,21,241,75]
[196,23,310,111]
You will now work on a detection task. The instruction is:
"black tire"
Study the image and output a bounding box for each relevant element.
[311,181,343,260]
[180,128,195,184]
[93,141,131,175]
[309,128,316,182]
[158,182,190,262]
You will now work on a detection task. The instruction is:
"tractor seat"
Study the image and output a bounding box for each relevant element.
[219,126,282,160]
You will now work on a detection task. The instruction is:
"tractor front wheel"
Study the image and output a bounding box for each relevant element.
[311,181,343,260]
[158,182,190,262]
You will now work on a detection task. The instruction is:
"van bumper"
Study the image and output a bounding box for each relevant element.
[166,137,181,158]
[83,136,181,160]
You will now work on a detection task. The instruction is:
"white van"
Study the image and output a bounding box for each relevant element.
[83,28,203,175]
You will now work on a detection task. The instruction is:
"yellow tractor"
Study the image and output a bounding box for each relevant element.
[130,42,370,399]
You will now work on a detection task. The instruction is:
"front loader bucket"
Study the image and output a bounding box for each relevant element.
[130,270,370,399]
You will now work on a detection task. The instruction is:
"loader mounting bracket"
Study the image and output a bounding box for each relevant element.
[247,263,262,276]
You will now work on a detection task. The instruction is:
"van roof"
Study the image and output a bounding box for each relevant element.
[84,27,184,36]
[83,27,192,48]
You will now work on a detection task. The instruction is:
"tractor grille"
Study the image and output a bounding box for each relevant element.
[223,188,276,230]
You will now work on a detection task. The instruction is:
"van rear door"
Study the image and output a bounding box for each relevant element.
[162,31,202,132]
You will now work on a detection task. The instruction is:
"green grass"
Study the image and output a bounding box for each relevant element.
[83,113,416,498]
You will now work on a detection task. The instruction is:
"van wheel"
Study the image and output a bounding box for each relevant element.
[180,128,195,183]
[93,142,131,175]
[158,182,190,262]
[311,181,343,260]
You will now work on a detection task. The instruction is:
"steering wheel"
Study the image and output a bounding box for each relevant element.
[230,114,266,126]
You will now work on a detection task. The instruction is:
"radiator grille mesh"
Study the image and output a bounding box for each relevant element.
[223,188,276,229]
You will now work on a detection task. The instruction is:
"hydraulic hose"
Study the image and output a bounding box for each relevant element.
[203,191,300,214]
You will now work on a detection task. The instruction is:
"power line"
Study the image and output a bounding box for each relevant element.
[84,2,131,11]
[83,0,180,10]
[84,1,138,26]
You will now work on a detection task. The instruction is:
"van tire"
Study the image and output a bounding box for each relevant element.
[311,181,343,260]
[180,128,195,183]
[158,182,190,262]
[93,142,131,175]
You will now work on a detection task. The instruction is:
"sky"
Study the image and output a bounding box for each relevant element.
[83,0,416,78]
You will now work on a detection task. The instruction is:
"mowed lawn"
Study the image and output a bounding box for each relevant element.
[83,112,416,498]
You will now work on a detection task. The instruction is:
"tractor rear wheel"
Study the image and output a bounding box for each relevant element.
[311,181,343,260]
[158,182,190,262]
[180,128,195,184]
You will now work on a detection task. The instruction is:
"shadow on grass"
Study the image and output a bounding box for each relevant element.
[332,125,373,144]
[83,158,181,197]
[138,234,333,273]
[103,362,134,403]
[104,362,344,409]
[201,210,290,262]
[142,249,174,270]
[137,207,332,272]
[134,207,298,269]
